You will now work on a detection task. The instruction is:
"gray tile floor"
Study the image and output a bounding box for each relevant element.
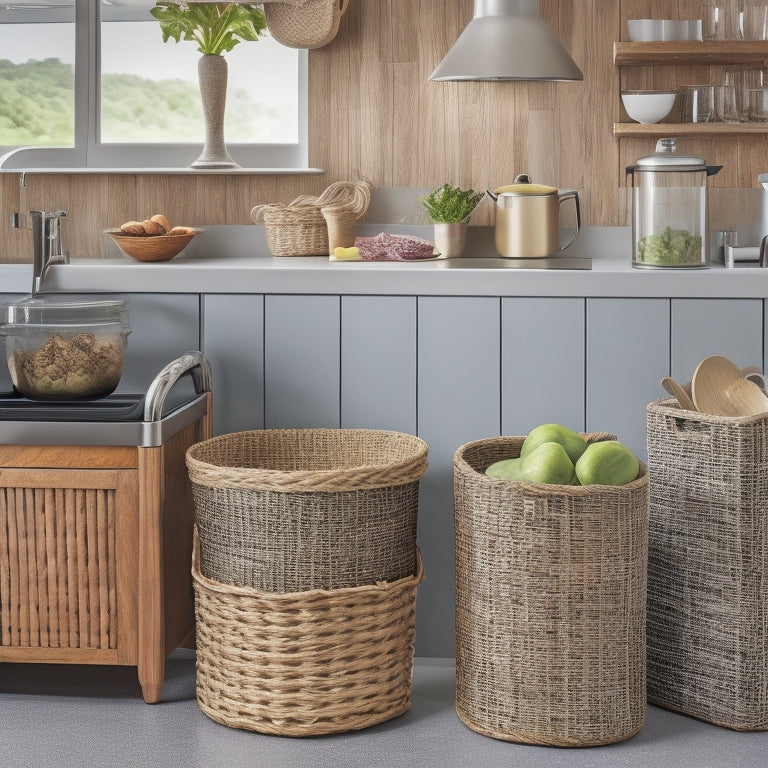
[1,653,767,768]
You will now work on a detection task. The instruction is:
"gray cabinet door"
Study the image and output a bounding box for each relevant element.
[417,296,501,658]
[202,294,265,436]
[117,293,200,394]
[672,298,764,381]
[264,295,340,428]
[501,297,586,436]
[586,298,670,460]
[341,296,417,433]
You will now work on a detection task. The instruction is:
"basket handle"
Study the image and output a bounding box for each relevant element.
[253,178,374,224]
[315,178,374,220]
[288,193,321,207]
[250,204,269,224]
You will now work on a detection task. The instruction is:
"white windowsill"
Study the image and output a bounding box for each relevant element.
[0,167,325,175]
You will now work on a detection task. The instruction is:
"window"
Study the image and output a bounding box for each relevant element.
[0,1,308,170]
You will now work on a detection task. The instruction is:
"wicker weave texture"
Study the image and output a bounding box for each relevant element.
[264,0,349,49]
[187,428,427,591]
[646,399,768,731]
[192,531,423,736]
[453,435,649,746]
[251,179,371,256]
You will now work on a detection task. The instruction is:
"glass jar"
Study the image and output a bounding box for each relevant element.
[0,295,131,400]
[627,138,722,269]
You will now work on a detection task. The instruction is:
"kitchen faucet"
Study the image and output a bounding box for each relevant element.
[30,209,69,293]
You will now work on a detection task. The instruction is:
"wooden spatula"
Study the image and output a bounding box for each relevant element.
[661,376,696,411]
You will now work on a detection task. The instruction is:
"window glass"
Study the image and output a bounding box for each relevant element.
[100,7,299,145]
[0,4,75,150]
[0,1,307,169]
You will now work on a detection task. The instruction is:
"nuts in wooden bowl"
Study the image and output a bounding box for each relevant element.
[105,213,203,262]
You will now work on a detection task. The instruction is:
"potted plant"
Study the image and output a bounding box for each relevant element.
[420,184,485,257]
[150,2,267,169]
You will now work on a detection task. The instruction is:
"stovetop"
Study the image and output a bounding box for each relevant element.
[0,389,197,423]
[0,352,211,447]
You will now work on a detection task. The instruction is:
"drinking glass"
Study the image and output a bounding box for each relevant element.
[742,2,768,39]
[725,67,768,120]
[715,84,740,122]
[700,1,743,39]
[681,85,715,122]
[748,87,768,120]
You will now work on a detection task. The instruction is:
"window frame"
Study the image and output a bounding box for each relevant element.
[0,0,310,171]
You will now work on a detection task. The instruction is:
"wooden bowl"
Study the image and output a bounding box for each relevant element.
[105,228,204,262]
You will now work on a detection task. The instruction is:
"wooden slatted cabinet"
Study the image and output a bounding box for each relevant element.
[0,394,212,703]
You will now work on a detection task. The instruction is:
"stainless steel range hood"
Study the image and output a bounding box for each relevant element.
[429,0,583,82]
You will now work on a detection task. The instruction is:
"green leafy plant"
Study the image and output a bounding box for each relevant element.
[419,184,485,224]
[150,2,267,56]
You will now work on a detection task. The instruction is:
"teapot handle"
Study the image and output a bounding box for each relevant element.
[557,190,581,251]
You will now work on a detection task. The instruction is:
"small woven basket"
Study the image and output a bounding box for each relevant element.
[453,434,649,747]
[251,179,372,256]
[186,428,428,592]
[646,398,768,731]
[192,529,423,736]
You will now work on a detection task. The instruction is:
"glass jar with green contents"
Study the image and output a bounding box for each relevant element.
[627,138,722,269]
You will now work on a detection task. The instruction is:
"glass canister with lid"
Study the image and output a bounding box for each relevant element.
[0,295,131,400]
[627,138,722,269]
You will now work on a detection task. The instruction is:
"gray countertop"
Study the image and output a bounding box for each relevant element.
[4,225,768,297]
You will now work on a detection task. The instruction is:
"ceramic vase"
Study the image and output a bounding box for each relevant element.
[193,54,238,169]
[434,222,467,258]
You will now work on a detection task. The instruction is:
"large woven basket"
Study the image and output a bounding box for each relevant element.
[646,398,768,731]
[186,428,428,592]
[453,434,649,747]
[192,529,423,736]
[251,179,371,256]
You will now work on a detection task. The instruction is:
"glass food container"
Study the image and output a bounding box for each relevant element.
[627,138,722,269]
[0,295,131,400]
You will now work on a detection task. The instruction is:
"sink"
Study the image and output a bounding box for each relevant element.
[435,256,592,270]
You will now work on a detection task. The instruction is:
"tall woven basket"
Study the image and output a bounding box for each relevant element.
[646,398,768,731]
[192,529,424,736]
[453,434,649,747]
[186,428,428,592]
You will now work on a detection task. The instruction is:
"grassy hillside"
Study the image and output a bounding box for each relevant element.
[0,57,285,145]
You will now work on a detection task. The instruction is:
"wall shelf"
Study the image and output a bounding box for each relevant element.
[614,40,768,66]
[613,122,768,137]
[615,40,768,140]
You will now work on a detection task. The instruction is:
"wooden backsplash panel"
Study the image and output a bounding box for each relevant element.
[0,0,763,264]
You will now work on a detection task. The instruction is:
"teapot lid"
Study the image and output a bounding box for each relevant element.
[493,174,558,196]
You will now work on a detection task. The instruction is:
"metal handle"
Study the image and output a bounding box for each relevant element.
[143,351,212,423]
[557,190,581,251]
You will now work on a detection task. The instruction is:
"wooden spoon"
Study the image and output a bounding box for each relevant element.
[661,376,696,411]
[692,355,768,416]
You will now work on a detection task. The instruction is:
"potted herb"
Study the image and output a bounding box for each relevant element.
[420,184,484,257]
[150,2,267,169]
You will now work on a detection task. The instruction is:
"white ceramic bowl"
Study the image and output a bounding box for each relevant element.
[622,91,677,124]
